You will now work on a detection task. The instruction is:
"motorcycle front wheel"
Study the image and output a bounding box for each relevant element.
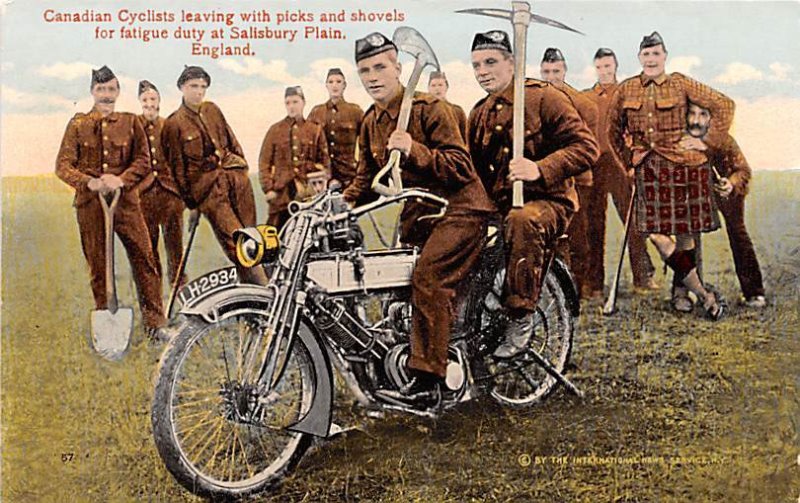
[152,314,314,499]
[489,268,574,407]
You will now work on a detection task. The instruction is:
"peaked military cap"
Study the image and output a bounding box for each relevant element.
[138,80,159,96]
[471,30,512,53]
[428,71,448,84]
[177,65,211,88]
[640,31,666,51]
[594,47,617,60]
[91,65,116,87]
[326,67,345,79]
[542,47,565,63]
[285,86,304,99]
[355,32,397,62]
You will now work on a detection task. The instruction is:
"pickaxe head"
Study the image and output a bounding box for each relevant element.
[392,26,440,71]
[457,2,584,35]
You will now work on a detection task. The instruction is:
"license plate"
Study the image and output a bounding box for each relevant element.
[178,267,238,307]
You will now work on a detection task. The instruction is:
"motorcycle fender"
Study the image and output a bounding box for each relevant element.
[181,288,335,438]
[286,320,334,438]
[550,258,581,317]
[179,285,275,324]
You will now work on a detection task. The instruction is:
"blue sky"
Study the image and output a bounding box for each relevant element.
[2,0,799,174]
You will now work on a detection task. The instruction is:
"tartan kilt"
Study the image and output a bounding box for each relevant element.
[635,154,720,234]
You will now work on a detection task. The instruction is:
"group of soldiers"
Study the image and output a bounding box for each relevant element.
[56,27,765,404]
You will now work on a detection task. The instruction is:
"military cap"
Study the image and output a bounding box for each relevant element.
[428,71,448,85]
[355,32,397,62]
[541,47,565,63]
[285,86,304,99]
[138,80,159,96]
[471,30,512,53]
[640,31,666,51]
[91,65,116,88]
[326,67,345,79]
[177,65,211,88]
[594,47,617,60]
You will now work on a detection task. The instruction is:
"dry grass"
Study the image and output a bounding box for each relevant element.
[2,173,798,502]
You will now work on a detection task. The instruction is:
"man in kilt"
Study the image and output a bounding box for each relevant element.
[608,32,734,320]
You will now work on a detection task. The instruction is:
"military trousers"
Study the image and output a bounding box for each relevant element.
[141,184,187,291]
[76,190,166,329]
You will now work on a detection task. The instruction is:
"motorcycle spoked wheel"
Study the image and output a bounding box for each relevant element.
[152,314,314,499]
[488,269,574,407]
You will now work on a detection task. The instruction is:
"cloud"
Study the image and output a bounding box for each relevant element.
[36,61,96,81]
[714,62,764,85]
[768,62,791,81]
[732,95,800,170]
[666,55,702,76]
[1,85,74,111]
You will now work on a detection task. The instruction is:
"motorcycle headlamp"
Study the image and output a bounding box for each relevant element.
[234,225,280,267]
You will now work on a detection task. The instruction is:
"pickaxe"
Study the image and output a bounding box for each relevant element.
[371,26,440,198]
[457,2,583,208]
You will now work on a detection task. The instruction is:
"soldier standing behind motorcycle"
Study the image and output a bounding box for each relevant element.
[259,86,331,229]
[161,66,267,286]
[136,80,188,292]
[343,32,495,406]
[467,31,598,358]
[307,68,364,190]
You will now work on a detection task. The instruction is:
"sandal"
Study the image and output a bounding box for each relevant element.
[702,285,726,321]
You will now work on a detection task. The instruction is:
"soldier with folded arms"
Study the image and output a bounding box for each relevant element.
[307,68,364,190]
[260,86,331,229]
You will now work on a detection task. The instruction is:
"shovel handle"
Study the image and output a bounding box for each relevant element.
[99,189,122,313]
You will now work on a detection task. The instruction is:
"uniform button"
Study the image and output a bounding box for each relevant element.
[332,109,337,114]
[525,129,531,135]
[293,156,298,161]
[292,145,298,150]
[149,135,155,141]
[148,125,154,130]
[502,147,510,154]
[330,141,335,146]
[496,104,504,111]
[102,163,108,169]
[199,113,203,118]
[101,122,107,128]
[292,124,298,129]
[494,125,503,132]
[489,164,495,172]
[215,150,221,156]
[647,113,653,118]
[152,159,158,165]
[331,119,336,124]
[103,136,109,141]
[650,142,655,148]
[648,128,654,133]
[293,168,299,173]
[330,153,335,158]
[331,131,336,136]
[150,147,156,153]
[187,136,193,140]
[153,171,158,177]
[649,96,654,100]
[103,150,109,155]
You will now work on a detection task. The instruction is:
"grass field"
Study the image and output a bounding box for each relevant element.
[2,173,799,502]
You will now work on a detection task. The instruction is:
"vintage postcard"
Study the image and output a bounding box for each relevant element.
[1,1,798,501]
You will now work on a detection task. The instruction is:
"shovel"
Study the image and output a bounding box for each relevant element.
[90,188,133,361]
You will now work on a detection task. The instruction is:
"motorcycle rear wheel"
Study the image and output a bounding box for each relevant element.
[152,314,314,499]
[489,269,574,407]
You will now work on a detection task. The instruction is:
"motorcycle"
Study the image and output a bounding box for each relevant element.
[151,185,582,500]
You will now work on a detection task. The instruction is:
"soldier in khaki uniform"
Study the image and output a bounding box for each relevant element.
[582,48,657,298]
[608,32,734,320]
[161,66,267,285]
[467,31,598,357]
[136,80,187,291]
[260,86,331,229]
[307,68,364,189]
[55,66,168,339]
[344,32,494,406]
[539,47,599,299]
[427,71,468,141]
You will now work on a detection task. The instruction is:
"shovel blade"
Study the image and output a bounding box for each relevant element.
[90,308,133,361]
